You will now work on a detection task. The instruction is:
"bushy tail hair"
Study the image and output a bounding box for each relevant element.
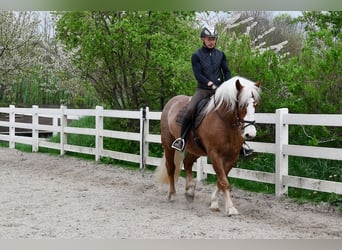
[154,151,183,184]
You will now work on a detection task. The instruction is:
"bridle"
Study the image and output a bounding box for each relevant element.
[215,99,256,130]
[234,98,256,129]
[232,117,256,129]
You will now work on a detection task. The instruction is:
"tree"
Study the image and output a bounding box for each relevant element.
[272,13,304,56]
[55,11,197,110]
[291,11,342,114]
[0,11,91,107]
[0,11,41,103]
[296,11,342,38]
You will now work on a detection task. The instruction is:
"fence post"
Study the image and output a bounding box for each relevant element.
[95,106,103,161]
[196,157,207,181]
[52,116,58,136]
[140,107,149,169]
[9,105,15,149]
[60,105,67,156]
[32,105,39,152]
[275,108,289,196]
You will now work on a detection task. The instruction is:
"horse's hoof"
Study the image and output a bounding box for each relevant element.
[168,193,176,202]
[227,207,239,216]
[184,192,195,202]
[210,207,220,212]
[210,201,220,212]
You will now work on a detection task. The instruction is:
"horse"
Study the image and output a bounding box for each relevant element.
[155,76,261,216]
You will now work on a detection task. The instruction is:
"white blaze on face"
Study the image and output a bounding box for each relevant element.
[242,96,257,139]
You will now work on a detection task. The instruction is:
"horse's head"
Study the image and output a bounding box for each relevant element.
[235,77,261,140]
[205,76,261,140]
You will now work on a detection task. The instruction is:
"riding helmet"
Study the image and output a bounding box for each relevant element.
[200,27,218,38]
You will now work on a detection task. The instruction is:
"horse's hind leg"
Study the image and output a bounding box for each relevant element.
[183,153,199,202]
[164,147,177,201]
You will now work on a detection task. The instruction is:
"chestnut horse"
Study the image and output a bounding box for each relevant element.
[155,76,261,215]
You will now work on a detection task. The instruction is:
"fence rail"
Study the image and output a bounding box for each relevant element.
[0,105,341,196]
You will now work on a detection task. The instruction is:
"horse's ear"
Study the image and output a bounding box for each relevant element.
[255,80,261,88]
[235,79,243,91]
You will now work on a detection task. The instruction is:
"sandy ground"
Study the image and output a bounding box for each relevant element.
[0,148,341,239]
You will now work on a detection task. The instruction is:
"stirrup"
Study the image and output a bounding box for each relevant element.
[241,142,254,157]
[171,138,185,152]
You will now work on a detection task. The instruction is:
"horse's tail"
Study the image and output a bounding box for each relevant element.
[154,151,183,184]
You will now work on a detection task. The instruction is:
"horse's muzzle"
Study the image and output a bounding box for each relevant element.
[242,121,257,139]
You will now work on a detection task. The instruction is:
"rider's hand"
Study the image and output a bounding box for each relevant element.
[208,81,217,89]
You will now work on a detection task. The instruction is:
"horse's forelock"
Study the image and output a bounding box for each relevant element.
[238,82,261,108]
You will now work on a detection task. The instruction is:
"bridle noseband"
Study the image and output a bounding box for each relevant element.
[232,118,256,129]
[215,108,256,130]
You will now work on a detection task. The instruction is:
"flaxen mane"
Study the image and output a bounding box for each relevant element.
[205,76,261,114]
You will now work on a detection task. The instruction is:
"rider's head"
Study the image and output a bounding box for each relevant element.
[200,26,218,49]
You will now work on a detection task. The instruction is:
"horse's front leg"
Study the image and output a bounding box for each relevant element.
[210,186,220,211]
[210,185,238,215]
[183,153,199,202]
[211,158,239,216]
[222,160,239,216]
[223,188,239,216]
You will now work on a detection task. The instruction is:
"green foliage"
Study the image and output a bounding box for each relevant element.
[296,11,342,38]
[55,11,198,110]
[289,156,341,181]
[217,12,341,115]
[288,11,341,114]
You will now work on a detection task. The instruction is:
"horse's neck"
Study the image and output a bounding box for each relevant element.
[199,106,243,153]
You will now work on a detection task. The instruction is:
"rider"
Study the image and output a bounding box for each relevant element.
[171,26,254,156]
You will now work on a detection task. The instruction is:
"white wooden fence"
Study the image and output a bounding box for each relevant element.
[0,105,341,196]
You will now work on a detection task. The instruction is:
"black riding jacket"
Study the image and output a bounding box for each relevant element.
[191,46,231,90]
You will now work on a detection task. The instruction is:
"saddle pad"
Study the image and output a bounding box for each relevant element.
[175,97,210,129]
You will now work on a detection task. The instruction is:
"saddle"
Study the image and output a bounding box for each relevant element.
[176,96,211,152]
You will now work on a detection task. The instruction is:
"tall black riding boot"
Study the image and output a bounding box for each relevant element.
[171,118,192,152]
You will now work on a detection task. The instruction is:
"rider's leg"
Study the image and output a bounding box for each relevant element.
[171,117,191,152]
[172,88,213,152]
